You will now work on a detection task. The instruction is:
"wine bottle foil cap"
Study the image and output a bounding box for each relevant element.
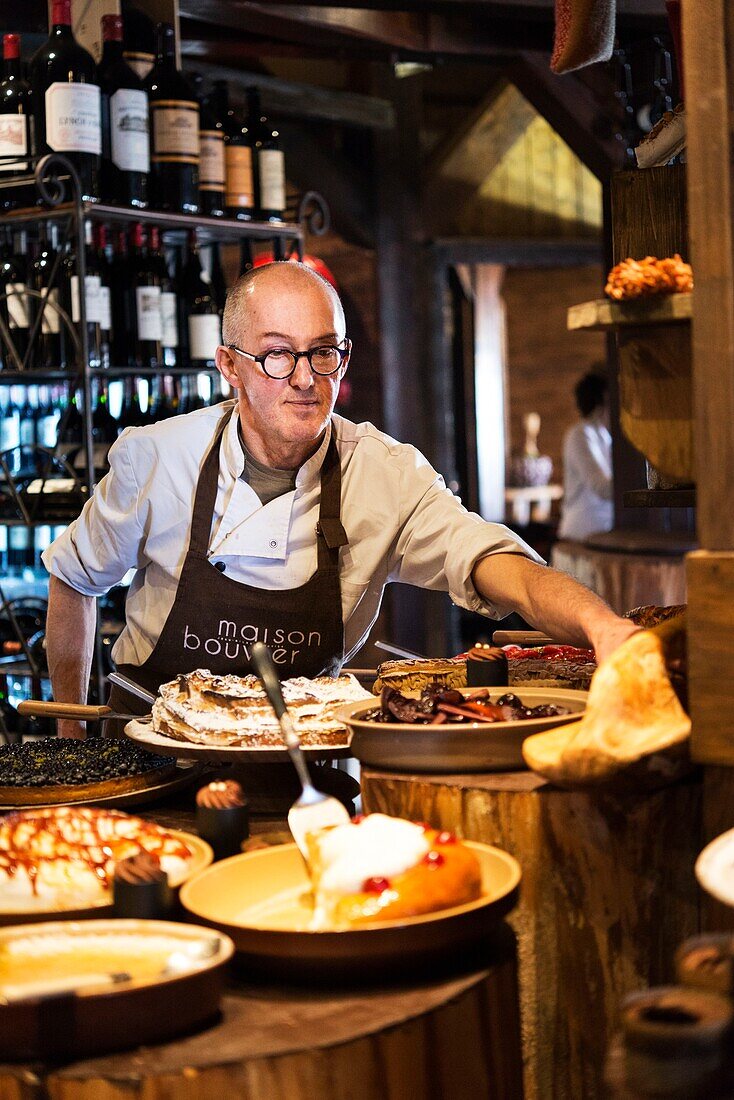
[3,34,20,59]
[101,14,123,41]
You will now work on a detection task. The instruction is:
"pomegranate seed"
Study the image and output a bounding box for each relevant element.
[362,876,391,893]
[436,831,456,845]
[423,850,445,868]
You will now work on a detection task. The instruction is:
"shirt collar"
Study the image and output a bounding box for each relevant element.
[221,404,333,489]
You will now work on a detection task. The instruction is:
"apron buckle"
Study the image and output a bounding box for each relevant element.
[316,519,349,549]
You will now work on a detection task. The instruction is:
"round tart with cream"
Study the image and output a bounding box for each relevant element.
[305,813,483,928]
[0,805,200,914]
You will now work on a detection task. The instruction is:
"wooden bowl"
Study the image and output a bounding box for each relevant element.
[0,919,234,1061]
[179,841,521,982]
[339,687,587,773]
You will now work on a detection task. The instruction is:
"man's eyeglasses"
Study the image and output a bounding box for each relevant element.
[225,339,351,380]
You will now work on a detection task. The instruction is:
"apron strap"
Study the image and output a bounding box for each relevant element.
[188,409,232,557]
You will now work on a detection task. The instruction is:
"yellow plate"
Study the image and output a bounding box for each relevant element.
[0,829,213,925]
[180,840,521,981]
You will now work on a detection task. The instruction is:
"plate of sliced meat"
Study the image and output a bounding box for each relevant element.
[339,686,587,774]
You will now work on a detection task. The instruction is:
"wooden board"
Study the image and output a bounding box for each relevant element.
[610,167,689,265]
[567,293,692,331]
[361,767,702,1100]
[0,943,525,1100]
[687,551,734,766]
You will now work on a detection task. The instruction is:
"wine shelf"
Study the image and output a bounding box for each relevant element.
[567,293,693,331]
[0,367,221,383]
[623,488,696,508]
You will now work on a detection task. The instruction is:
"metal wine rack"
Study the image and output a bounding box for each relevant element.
[0,154,329,712]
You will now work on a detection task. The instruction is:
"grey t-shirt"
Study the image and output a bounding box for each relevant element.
[239,427,297,505]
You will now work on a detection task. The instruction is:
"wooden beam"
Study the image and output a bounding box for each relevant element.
[179,57,395,129]
[430,238,602,265]
[221,0,665,15]
[509,53,626,180]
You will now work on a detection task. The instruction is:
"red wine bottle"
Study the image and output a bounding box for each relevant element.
[129,222,161,369]
[30,0,101,202]
[192,73,224,218]
[0,34,33,210]
[99,14,149,209]
[31,222,66,371]
[0,227,29,367]
[246,86,286,222]
[149,225,177,367]
[220,82,254,221]
[121,0,155,82]
[94,223,111,370]
[184,230,220,368]
[146,23,199,214]
[109,227,135,368]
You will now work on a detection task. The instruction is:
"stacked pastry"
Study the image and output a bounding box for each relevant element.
[151,669,372,747]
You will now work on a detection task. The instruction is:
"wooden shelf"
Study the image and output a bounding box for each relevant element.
[567,293,693,331]
[623,489,696,508]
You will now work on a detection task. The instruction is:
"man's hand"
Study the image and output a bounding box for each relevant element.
[46,575,97,739]
[471,554,639,663]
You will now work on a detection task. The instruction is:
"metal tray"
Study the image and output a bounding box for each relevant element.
[340,687,587,774]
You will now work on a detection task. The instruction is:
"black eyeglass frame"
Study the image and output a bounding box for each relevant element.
[225,338,352,379]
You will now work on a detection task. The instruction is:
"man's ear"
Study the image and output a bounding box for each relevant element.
[215,346,241,390]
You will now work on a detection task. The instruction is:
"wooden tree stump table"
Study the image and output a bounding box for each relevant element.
[361,767,704,1100]
[0,926,523,1100]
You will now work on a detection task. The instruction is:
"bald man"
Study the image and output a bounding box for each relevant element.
[45,262,636,737]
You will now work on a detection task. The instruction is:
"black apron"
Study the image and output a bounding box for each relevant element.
[109,412,348,717]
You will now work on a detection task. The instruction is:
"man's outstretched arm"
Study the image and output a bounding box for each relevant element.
[46,574,97,739]
[472,554,638,663]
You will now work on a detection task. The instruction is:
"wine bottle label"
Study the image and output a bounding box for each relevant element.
[0,114,28,173]
[6,283,29,329]
[161,291,179,347]
[71,274,103,325]
[151,100,199,163]
[110,88,150,173]
[188,313,221,361]
[45,82,102,155]
[225,146,254,208]
[41,288,60,335]
[258,149,286,213]
[136,285,162,341]
[99,285,111,332]
[123,51,154,82]
[199,130,225,190]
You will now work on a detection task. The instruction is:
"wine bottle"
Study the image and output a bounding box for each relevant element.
[56,384,83,465]
[118,376,141,431]
[99,13,149,209]
[246,86,286,222]
[31,222,65,371]
[221,82,254,221]
[129,221,161,369]
[36,385,59,449]
[94,223,111,370]
[109,227,135,368]
[0,387,20,474]
[121,0,155,82]
[149,226,177,368]
[68,219,102,370]
[192,73,225,218]
[184,230,220,368]
[209,242,227,315]
[29,0,101,203]
[91,377,118,471]
[146,23,199,214]
[0,227,27,369]
[0,34,33,210]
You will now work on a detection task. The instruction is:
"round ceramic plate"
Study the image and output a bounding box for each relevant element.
[180,840,521,980]
[695,827,734,908]
[0,828,213,926]
[0,919,234,1061]
[124,720,351,762]
[339,687,587,774]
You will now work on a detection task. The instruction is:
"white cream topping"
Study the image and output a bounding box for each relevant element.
[315,814,430,896]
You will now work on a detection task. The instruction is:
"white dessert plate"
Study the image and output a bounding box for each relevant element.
[180,839,521,980]
[0,919,233,1061]
[0,828,212,925]
[695,827,734,908]
[339,687,587,774]
[125,720,351,762]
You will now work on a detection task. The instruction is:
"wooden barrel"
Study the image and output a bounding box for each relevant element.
[0,929,524,1100]
[362,767,703,1100]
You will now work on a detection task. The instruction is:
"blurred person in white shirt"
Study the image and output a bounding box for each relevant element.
[558,371,613,542]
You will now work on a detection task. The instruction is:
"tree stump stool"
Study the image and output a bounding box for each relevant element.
[0,927,523,1100]
[362,767,703,1100]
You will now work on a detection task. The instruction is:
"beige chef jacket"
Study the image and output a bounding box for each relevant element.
[43,402,543,665]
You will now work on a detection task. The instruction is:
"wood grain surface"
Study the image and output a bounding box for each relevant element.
[0,937,524,1100]
[362,767,703,1100]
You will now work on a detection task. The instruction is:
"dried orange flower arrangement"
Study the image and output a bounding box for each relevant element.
[605,254,693,300]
